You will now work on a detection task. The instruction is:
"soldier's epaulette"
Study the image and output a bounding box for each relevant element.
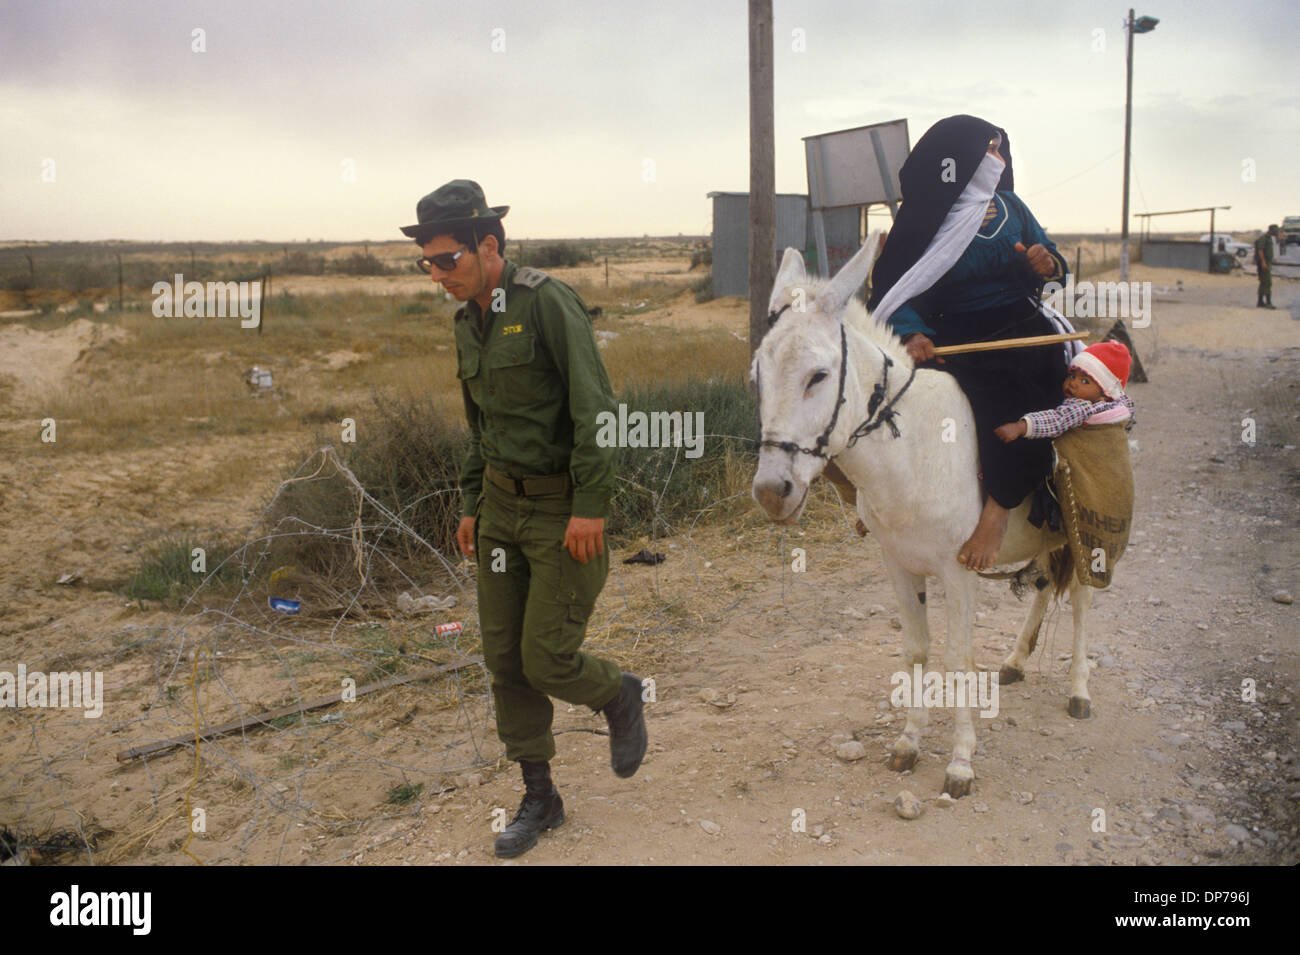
[511,267,549,289]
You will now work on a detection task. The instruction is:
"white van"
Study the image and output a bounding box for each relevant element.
[1198,234,1252,258]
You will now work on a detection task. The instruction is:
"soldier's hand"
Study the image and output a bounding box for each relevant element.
[564,516,605,564]
[1014,241,1055,278]
[457,516,476,557]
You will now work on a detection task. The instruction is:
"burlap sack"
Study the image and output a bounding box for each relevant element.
[1052,422,1134,588]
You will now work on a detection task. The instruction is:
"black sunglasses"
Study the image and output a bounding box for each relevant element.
[417,246,468,274]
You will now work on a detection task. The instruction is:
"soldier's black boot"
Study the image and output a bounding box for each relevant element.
[600,672,648,778]
[494,760,564,859]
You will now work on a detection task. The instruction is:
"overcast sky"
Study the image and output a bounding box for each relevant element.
[2,0,1296,241]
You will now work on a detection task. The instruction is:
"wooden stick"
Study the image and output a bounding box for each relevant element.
[116,657,482,762]
[932,331,1090,356]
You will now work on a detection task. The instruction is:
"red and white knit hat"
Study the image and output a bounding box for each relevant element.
[1070,341,1131,399]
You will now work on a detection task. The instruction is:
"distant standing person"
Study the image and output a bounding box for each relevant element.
[1255,224,1279,309]
[400,180,647,859]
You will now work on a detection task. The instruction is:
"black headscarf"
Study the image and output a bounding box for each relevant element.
[867,114,1014,311]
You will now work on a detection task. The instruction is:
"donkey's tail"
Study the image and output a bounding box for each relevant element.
[1049,546,1074,598]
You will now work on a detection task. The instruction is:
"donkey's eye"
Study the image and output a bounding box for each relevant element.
[807,371,828,389]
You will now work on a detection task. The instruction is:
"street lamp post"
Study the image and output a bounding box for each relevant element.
[1121,9,1158,283]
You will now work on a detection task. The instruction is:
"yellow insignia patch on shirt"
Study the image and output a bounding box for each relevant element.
[502,324,523,335]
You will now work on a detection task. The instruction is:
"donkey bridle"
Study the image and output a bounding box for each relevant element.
[758,318,916,460]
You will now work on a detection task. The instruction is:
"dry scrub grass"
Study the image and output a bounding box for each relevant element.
[8,253,741,460]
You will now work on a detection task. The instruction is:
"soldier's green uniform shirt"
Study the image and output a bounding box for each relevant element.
[1255,234,1275,268]
[454,260,617,519]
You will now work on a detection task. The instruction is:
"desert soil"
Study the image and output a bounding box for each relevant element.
[0,264,1295,866]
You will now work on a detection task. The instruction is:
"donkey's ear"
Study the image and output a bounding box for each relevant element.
[767,247,807,316]
[817,230,884,318]
[775,246,807,285]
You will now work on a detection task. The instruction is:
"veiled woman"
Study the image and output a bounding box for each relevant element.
[869,114,1078,571]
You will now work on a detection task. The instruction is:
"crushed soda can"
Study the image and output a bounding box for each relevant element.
[434,621,463,637]
[269,596,301,614]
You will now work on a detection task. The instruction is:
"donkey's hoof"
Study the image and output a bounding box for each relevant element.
[1067,696,1091,719]
[887,749,918,772]
[942,769,973,799]
[999,665,1025,685]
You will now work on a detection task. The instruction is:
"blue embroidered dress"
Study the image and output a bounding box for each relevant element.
[884,192,1069,340]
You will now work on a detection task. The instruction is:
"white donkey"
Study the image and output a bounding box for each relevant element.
[751,233,1098,798]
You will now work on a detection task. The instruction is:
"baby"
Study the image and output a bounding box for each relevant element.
[996,341,1135,442]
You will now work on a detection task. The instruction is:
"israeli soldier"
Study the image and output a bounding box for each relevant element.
[400,180,647,859]
[1255,225,1278,309]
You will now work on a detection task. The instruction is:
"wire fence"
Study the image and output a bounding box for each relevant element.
[0,436,814,865]
[2,447,499,865]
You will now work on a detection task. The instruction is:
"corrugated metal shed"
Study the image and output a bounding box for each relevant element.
[707,193,863,298]
[1141,240,1212,271]
[708,192,809,298]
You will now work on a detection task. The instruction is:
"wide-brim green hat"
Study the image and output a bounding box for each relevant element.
[400,179,509,241]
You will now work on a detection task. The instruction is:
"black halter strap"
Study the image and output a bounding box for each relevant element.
[846,351,916,445]
[759,324,915,460]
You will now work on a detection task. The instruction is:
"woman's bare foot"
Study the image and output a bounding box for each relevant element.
[957,498,1009,571]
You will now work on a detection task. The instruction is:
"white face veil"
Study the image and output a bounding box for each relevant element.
[870,151,1005,328]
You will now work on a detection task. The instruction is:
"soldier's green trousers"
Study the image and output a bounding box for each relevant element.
[475,481,622,763]
[1258,269,1272,302]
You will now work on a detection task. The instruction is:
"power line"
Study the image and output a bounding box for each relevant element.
[1022,149,1123,199]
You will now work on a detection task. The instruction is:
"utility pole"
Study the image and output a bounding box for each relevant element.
[1120,9,1135,283]
[748,0,774,361]
[1120,10,1158,282]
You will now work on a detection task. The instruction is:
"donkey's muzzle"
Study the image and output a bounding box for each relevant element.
[752,474,807,524]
